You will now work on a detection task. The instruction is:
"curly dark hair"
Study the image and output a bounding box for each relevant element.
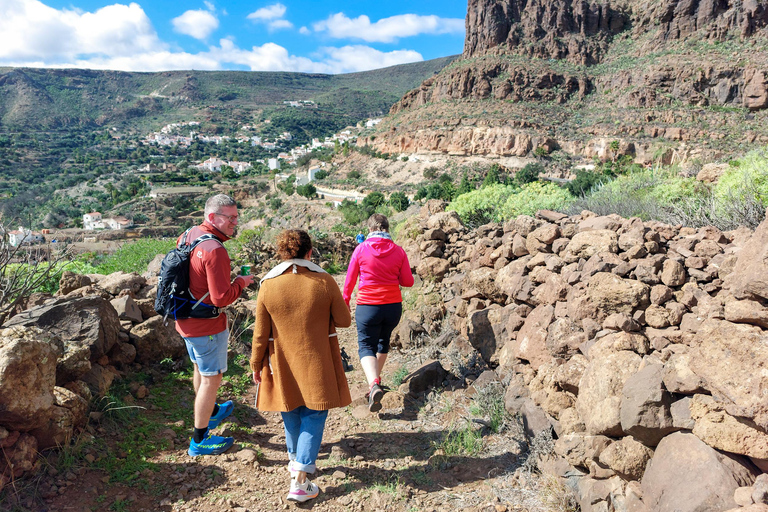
[275,229,312,260]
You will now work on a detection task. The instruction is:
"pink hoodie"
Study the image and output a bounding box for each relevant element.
[343,235,414,306]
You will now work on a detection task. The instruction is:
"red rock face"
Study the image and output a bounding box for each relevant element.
[464,0,627,64]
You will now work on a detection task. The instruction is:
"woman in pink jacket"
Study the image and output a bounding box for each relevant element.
[342,214,414,412]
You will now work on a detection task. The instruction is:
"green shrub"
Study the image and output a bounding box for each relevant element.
[501,182,573,219]
[389,191,410,212]
[448,184,517,224]
[566,169,607,196]
[714,149,768,208]
[516,163,545,185]
[296,183,317,199]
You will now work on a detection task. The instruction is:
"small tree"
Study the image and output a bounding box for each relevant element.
[389,191,410,212]
[458,174,474,195]
[296,183,317,200]
[516,163,545,185]
[482,164,501,188]
[0,222,71,326]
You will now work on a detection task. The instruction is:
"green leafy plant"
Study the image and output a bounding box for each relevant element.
[391,366,409,388]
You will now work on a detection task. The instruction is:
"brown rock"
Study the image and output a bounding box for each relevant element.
[565,230,619,261]
[0,327,56,431]
[641,432,757,512]
[697,163,730,183]
[744,68,768,111]
[724,298,768,329]
[576,350,642,436]
[661,259,687,287]
[690,394,768,460]
[586,272,651,318]
[599,436,654,480]
[513,304,555,370]
[620,363,676,446]
[690,319,768,432]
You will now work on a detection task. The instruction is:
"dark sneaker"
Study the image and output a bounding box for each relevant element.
[368,383,383,413]
[188,434,234,456]
[208,400,234,429]
[287,479,320,502]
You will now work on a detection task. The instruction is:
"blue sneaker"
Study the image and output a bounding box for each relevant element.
[208,400,234,429]
[188,434,234,456]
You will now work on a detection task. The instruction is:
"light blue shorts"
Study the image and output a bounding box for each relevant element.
[183,329,229,376]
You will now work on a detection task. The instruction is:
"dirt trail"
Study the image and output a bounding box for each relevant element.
[16,276,538,512]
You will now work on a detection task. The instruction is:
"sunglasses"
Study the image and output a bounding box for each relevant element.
[214,212,238,223]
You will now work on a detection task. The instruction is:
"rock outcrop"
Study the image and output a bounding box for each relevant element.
[366,0,768,163]
[400,202,768,511]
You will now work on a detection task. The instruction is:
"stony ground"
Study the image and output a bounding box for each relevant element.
[4,277,570,512]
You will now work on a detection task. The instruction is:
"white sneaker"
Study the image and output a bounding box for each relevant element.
[287,479,319,502]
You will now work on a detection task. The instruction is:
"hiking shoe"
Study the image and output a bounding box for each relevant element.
[188,434,234,456]
[287,479,320,503]
[208,400,234,429]
[368,383,384,413]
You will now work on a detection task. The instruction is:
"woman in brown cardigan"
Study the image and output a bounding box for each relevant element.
[250,229,351,503]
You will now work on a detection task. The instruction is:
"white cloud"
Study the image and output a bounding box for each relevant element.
[268,19,293,31]
[0,0,166,61]
[316,45,423,73]
[0,0,425,74]
[172,9,219,40]
[204,1,215,11]
[313,13,464,43]
[247,3,286,21]
[299,26,310,35]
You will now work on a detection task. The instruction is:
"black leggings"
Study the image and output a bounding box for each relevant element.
[355,303,403,358]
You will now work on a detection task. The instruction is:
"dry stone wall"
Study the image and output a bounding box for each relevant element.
[399,199,768,511]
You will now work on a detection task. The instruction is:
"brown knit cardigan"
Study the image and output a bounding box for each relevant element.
[250,266,352,412]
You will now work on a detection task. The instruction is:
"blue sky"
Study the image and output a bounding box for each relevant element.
[0,0,467,73]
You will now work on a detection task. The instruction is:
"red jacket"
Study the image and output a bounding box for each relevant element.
[175,222,246,338]
[342,235,414,306]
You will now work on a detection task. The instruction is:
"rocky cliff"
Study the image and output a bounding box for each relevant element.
[364,0,768,164]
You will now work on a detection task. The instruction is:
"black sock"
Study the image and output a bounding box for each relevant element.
[193,427,208,443]
[212,403,220,416]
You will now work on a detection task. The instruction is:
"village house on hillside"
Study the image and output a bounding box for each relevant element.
[6,227,45,247]
[197,157,252,173]
[82,212,133,230]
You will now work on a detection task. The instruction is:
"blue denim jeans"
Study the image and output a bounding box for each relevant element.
[281,406,328,474]
[183,329,229,376]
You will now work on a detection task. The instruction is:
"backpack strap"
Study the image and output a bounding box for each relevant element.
[188,233,222,249]
[186,233,224,311]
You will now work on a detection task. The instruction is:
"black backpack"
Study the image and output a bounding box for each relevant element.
[154,229,222,322]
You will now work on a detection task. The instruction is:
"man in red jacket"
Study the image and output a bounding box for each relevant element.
[176,194,254,456]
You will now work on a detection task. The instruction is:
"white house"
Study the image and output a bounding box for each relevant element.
[268,158,281,170]
[8,227,44,247]
[308,166,323,181]
[229,161,253,173]
[104,217,134,230]
[199,157,227,172]
[366,118,382,128]
[83,212,103,230]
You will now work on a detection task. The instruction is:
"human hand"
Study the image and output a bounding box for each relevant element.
[239,274,255,287]
[252,371,262,384]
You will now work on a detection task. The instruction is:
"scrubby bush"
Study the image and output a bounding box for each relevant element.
[516,163,545,185]
[389,191,410,212]
[713,149,768,208]
[448,184,517,225]
[501,182,573,219]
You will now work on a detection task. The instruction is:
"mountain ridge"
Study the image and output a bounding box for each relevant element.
[0,56,458,131]
[364,0,768,165]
